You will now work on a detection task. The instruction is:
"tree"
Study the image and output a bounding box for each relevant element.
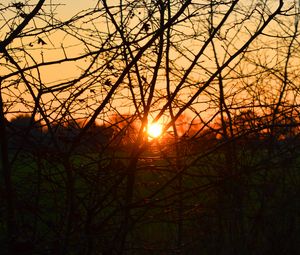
[1,0,300,254]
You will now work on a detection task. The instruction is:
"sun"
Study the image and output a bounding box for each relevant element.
[147,123,163,139]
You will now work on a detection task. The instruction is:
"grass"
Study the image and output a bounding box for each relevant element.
[2,139,300,254]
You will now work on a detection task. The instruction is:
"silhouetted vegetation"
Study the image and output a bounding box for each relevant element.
[1,1,300,254]
[1,113,300,254]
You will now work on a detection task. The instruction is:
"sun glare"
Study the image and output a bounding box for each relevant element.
[147,123,163,138]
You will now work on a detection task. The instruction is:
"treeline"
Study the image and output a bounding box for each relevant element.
[7,109,300,155]
[6,115,114,154]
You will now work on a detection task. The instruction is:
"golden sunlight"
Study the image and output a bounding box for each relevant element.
[147,123,163,138]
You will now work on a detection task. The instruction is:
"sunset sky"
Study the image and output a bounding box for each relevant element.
[1,0,299,129]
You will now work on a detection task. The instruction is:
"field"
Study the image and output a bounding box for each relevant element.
[2,135,300,255]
